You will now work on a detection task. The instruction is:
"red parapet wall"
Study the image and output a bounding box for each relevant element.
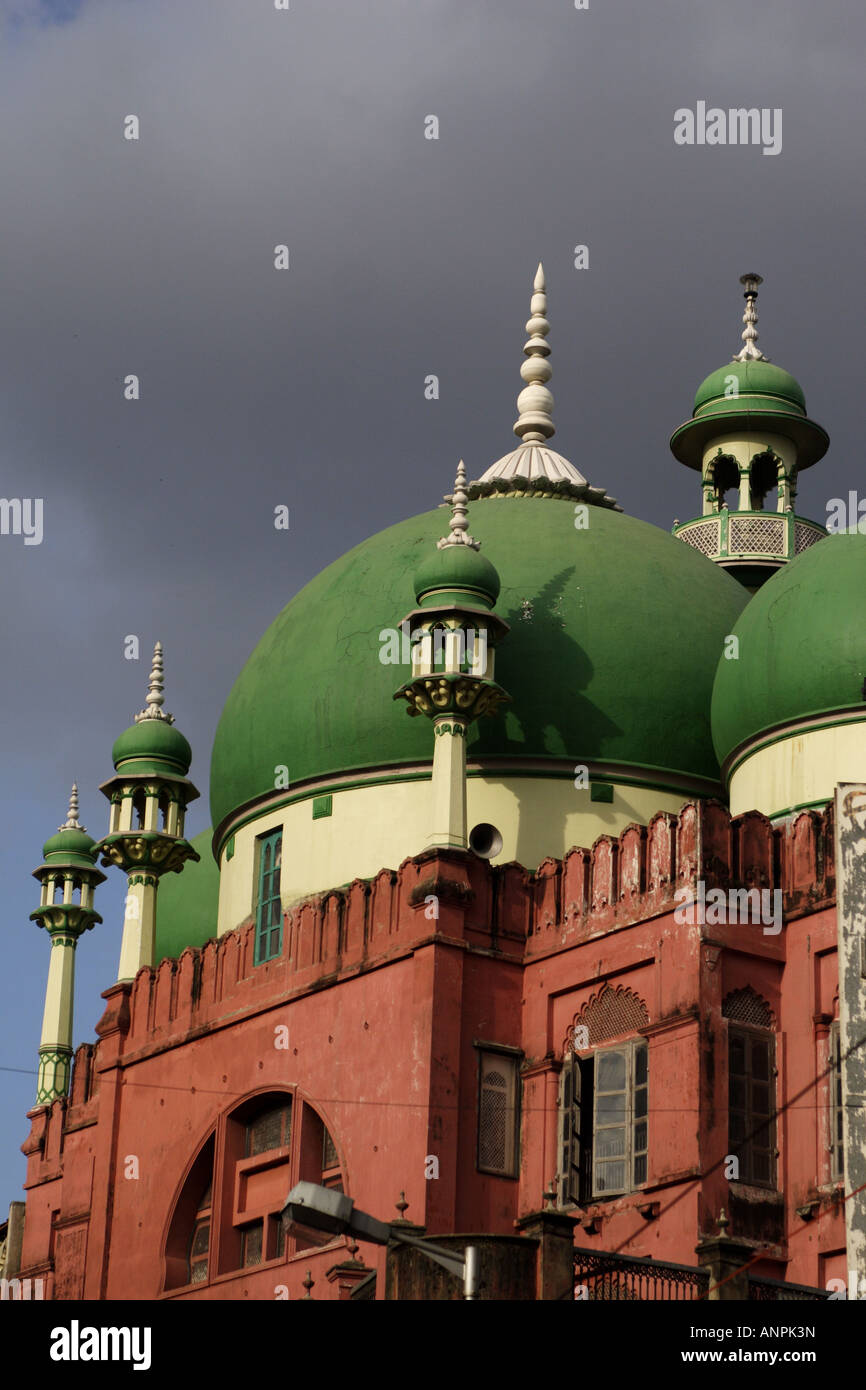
[56,799,837,1072]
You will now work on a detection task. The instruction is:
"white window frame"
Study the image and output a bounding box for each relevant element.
[559,1038,648,1204]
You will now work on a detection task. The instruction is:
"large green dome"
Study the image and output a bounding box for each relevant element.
[210,498,748,838]
[712,533,866,768]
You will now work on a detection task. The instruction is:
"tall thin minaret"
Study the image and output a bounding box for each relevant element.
[30,786,105,1104]
[394,462,510,849]
[92,643,200,981]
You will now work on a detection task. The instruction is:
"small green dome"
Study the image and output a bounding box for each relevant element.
[210,497,748,836]
[41,825,98,867]
[413,543,500,610]
[112,719,192,777]
[670,356,828,472]
[694,360,807,419]
[712,533,866,768]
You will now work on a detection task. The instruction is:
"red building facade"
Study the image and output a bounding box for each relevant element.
[17,798,844,1300]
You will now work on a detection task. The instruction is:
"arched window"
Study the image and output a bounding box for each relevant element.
[430,623,448,672]
[164,1136,215,1291]
[163,1091,343,1292]
[707,452,740,511]
[560,985,650,1204]
[132,789,147,831]
[748,449,780,511]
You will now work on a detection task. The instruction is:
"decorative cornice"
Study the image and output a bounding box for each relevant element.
[29,905,101,937]
[394,673,510,722]
[92,832,200,876]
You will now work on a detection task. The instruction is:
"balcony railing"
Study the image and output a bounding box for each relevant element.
[748,1274,829,1301]
[574,1247,709,1301]
[673,512,826,565]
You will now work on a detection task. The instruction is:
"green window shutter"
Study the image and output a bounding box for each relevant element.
[254,830,283,965]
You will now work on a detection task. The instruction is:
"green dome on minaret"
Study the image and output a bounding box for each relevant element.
[413,462,501,610]
[38,785,100,870]
[670,273,828,472]
[110,642,193,776]
[692,359,807,419]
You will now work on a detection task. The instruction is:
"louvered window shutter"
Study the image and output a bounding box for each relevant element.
[560,1054,583,1204]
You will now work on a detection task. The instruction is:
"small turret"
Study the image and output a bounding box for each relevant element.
[394,463,510,849]
[670,274,829,590]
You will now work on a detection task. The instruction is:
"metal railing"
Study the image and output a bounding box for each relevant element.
[748,1274,828,1301]
[574,1247,709,1301]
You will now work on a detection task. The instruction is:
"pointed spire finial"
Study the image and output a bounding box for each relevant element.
[732,273,769,362]
[513,261,555,443]
[58,782,86,833]
[437,460,480,551]
[134,641,175,724]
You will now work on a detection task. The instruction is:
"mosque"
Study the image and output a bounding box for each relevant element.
[9,268,866,1300]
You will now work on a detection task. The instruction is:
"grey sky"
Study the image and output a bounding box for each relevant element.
[1,0,864,1201]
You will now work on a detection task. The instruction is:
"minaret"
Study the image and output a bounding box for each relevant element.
[92,643,200,981]
[30,786,105,1104]
[670,274,829,590]
[394,463,510,848]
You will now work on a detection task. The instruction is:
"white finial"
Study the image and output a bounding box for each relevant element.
[134,641,175,724]
[59,783,86,833]
[437,460,480,550]
[733,273,769,362]
[513,261,555,443]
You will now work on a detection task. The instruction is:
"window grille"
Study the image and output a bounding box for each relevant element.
[477,1049,520,1177]
[246,1100,292,1157]
[794,522,824,555]
[572,984,649,1048]
[728,515,785,555]
[241,1221,263,1268]
[678,519,721,557]
[187,1180,212,1285]
[723,987,774,1029]
[322,1127,339,1171]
